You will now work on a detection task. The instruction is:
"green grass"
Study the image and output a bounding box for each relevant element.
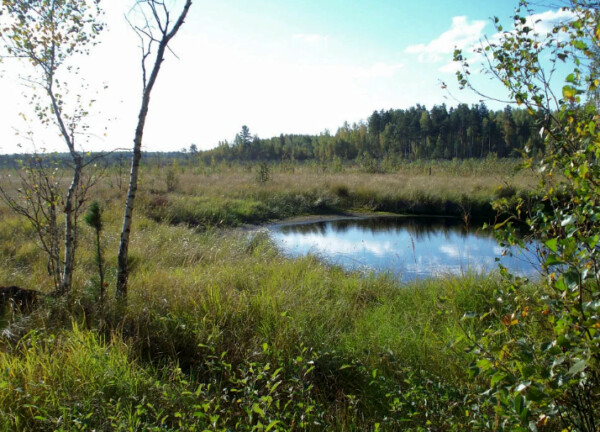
[0,159,545,430]
[0,326,164,431]
[0,210,519,430]
[131,158,536,228]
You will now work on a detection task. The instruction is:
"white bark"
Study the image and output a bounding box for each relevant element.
[116,0,192,300]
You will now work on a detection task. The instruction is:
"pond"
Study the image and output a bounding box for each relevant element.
[269,216,541,282]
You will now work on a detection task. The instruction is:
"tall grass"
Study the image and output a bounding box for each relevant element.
[0,158,544,430]
[0,157,535,231]
[0,203,528,429]
[131,158,536,229]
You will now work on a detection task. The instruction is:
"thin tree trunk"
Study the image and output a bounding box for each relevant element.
[49,199,62,289]
[60,157,82,293]
[116,129,143,300]
[116,0,192,301]
[96,228,104,302]
[49,78,82,294]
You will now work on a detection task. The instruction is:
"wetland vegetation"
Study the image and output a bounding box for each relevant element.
[0,158,538,431]
[1,0,599,430]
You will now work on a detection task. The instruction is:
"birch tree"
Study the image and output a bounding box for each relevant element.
[0,0,104,293]
[455,1,600,429]
[116,0,192,300]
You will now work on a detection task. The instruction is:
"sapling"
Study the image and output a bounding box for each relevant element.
[84,201,105,303]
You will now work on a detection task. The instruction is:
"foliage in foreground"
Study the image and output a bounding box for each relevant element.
[1,218,518,431]
[0,325,471,431]
[455,1,600,430]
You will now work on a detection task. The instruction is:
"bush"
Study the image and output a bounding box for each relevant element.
[255,162,271,184]
[456,2,600,430]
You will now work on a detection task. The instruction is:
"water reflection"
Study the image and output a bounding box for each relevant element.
[279,216,472,238]
[270,216,540,282]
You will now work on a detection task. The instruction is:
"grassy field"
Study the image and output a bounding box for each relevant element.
[133,157,535,228]
[0,159,544,430]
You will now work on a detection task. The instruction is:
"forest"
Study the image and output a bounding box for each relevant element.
[200,104,543,164]
[0,103,542,170]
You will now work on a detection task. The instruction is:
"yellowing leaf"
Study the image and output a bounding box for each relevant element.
[501,312,520,326]
[563,85,576,100]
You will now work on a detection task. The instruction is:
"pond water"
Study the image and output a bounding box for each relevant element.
[269,216,541,282]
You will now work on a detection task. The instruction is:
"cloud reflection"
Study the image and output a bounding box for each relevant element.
[270,217,539,282]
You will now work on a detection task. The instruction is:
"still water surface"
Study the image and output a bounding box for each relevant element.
[269,216,540,282]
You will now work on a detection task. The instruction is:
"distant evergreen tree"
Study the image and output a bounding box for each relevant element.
[199,105,540,164]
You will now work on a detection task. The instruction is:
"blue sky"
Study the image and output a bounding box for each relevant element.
[0,0,574,154]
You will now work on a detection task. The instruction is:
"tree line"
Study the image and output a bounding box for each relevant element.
[198,104,544,164]
[0,103,542,169]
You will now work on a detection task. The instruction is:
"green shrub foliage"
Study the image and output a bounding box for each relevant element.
[456,2,600,430]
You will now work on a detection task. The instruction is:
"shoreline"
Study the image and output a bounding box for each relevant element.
[241,211,461,231]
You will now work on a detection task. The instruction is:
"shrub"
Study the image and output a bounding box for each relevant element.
[255,162,271,184]
[456,2,600,430]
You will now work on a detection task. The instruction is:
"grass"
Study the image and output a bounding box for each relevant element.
[0,214,513,430]
[133,158,536,228]
[0,158,545,430]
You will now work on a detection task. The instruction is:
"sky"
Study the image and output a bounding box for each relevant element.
[0,0,575,154]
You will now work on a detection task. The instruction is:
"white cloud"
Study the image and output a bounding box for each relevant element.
[521,9,576,35]
[406,16,487,63]
[481,8,576,48]
[434,8,576,75]
[439,61,461,74]
[277,233,397,257]
[439,244,461,259]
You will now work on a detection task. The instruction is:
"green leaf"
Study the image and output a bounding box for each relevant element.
[545,238,558,253]
[520,406,530,424]
[568,359,586,375]
[514,394,524,415]
[586,234,598,249]
[252,404,265,417]
[491,372,507,386]
[546,254,563,266]
[476,358,493,372]
[265,420,281,431]
[494,219,510,230]
[525,386,545,402]
[564,270,580,291]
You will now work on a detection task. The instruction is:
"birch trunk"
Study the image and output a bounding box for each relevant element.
[49,85,82,295]
[60,156,82,293]
[115,0,192,300]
